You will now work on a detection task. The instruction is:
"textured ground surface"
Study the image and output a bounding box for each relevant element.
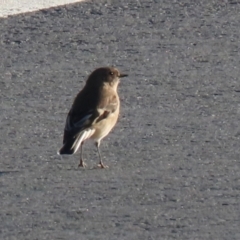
[1,0,240,239]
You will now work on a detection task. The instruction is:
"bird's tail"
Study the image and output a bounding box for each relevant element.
[58,129,94,155]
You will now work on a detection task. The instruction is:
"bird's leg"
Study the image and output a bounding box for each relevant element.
[78,142,87,167]
[95,141,108,168]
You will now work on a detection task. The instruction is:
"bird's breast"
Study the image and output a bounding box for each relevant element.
[90,107,119,141]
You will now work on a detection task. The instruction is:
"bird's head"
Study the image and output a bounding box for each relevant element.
[86,67,128,89]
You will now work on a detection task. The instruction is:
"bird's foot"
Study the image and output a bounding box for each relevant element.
[97,163,109,169]
[78,160,87,168]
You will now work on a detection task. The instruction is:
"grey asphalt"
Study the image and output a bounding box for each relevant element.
[1,0,240,239]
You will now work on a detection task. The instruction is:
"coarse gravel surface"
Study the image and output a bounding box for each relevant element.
[1,0,240,239]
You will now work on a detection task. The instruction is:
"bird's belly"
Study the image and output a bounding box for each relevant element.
[90,113,118,141]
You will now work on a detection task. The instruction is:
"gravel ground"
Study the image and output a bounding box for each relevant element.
[1,0,240,239]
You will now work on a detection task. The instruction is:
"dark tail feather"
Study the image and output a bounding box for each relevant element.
[58,141,76,155]
[57,130,93,155]
[57,133,83,155]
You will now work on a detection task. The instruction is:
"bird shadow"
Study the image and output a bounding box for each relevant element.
[65,165,109,171]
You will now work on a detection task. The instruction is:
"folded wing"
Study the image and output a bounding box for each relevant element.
[58,109,97,155]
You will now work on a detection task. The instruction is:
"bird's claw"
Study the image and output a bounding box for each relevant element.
[98,163,109,169]
[78,160,87,168]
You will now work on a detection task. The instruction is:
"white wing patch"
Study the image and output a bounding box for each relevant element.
[71,128,95,154]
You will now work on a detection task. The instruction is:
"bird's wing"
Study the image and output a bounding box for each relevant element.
[65,109,94,132]
[63,108,97,143]
[63,92,118,144]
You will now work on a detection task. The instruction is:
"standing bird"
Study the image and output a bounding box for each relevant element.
[58,67,128,168]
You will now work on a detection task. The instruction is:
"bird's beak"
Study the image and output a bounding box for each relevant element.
[119,73,128,78]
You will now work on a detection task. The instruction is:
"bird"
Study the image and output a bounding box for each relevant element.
[58,67,128,168]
